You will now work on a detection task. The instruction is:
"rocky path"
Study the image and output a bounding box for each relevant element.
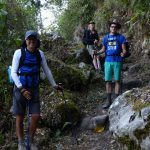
[37,83,123,150]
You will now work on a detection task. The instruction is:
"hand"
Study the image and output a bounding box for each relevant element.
[94,39,98,44]
[21,89,32,100]
[54,84,63,91]
[120,52,126,57]
[93,50,97,55]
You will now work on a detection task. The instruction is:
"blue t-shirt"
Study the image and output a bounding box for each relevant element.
[102,34,126,62]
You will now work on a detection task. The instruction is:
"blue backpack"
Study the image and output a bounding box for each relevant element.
[8,48,42,84]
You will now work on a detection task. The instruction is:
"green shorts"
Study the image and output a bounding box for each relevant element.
[104,62,122,81]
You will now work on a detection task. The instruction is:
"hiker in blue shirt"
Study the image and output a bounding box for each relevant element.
[11,30,62,150]
[98,20,127,109]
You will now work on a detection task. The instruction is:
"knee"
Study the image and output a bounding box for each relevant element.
[106,81,112,85]
[16,116,24,127]
[32,115,40,122]
[115,81,120,84]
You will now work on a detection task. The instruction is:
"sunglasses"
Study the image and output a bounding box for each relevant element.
[110,26,117,29]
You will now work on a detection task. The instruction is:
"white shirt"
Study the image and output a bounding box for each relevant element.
[11,49,56,88]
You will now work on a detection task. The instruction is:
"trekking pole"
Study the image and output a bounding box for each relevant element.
[58,83,79,145]
[93,52,99,70]
[26,101,30,150]
[94,44,101,73]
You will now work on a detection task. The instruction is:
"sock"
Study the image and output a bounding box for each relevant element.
[107,93,112,101]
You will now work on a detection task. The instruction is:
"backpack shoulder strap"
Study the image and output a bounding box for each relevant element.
[19,48,42,69]
[19,48,26,69]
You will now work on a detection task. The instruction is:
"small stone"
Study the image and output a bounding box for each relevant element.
[110,140,116,144]
[79,62,86,68]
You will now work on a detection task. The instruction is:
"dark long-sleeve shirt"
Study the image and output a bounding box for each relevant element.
[82,29,99,45]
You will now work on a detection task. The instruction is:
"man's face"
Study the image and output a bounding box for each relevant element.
[89,23,95,30]
[26,36,37,50]
[110,24,118,33]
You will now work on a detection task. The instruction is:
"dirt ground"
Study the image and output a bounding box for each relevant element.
[37,83,124,150]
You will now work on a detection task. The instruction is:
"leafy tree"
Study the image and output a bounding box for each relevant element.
[56,0,100,40]
[0,0,40,63]
[49,0,150,40]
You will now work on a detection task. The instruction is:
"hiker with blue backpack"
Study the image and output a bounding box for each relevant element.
[11,30,62,150]
[96,20,128,109]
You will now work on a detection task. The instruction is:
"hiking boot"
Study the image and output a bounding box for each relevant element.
[18,143,26,150]
[31,143,38,150]
[102,99,112,109]
[102,93,112,109]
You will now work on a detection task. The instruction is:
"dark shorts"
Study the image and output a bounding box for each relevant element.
[13,86,40,116]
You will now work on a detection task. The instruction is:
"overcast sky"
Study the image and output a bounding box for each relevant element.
[40,0,66,30]
[40,0,57,29]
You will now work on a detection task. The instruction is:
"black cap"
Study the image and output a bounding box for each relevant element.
[108,19,121,29]
[25,30,38,40]
[88,21,95,24]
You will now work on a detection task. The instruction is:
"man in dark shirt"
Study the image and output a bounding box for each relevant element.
[82,21,99,57]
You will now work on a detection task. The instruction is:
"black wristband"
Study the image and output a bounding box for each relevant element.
[18,86,23,91]
[20,89,26,94]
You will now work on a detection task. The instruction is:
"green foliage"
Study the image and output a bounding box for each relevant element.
[58,0,100,40]
[56,100,80,127]
[47,0,66,6]
[0,64,12,110]
[55,0,150,40]
[0,0,39,64]
[0,132,4,145]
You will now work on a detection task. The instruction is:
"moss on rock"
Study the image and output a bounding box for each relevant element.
[46,55,89,91]
[124,87,150,112]
[134,116,150,142]
[56,100,81,127]
[118,135,141,150]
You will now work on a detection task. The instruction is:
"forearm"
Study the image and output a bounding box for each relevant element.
[11,72,22,88]
[97,46,105,54]
[41,52,56,87]
[122,44,127,54]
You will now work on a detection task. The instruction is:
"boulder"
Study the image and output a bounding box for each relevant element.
[73,23,85,43]
[46,55,90,91]
[128,63,141,75]
[122,78,143,90]
[40,89,81,131]
[109,87,150,150]
[81,115,108,130]
[75,48,92,64]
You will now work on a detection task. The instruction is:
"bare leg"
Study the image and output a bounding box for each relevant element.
[97,57,100,70]
[16,115,24,141]
[115,81,120,94]
[114,81,120,99]
[29,114,40,141]
[93,55,98,70]
[106,81,112,93]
